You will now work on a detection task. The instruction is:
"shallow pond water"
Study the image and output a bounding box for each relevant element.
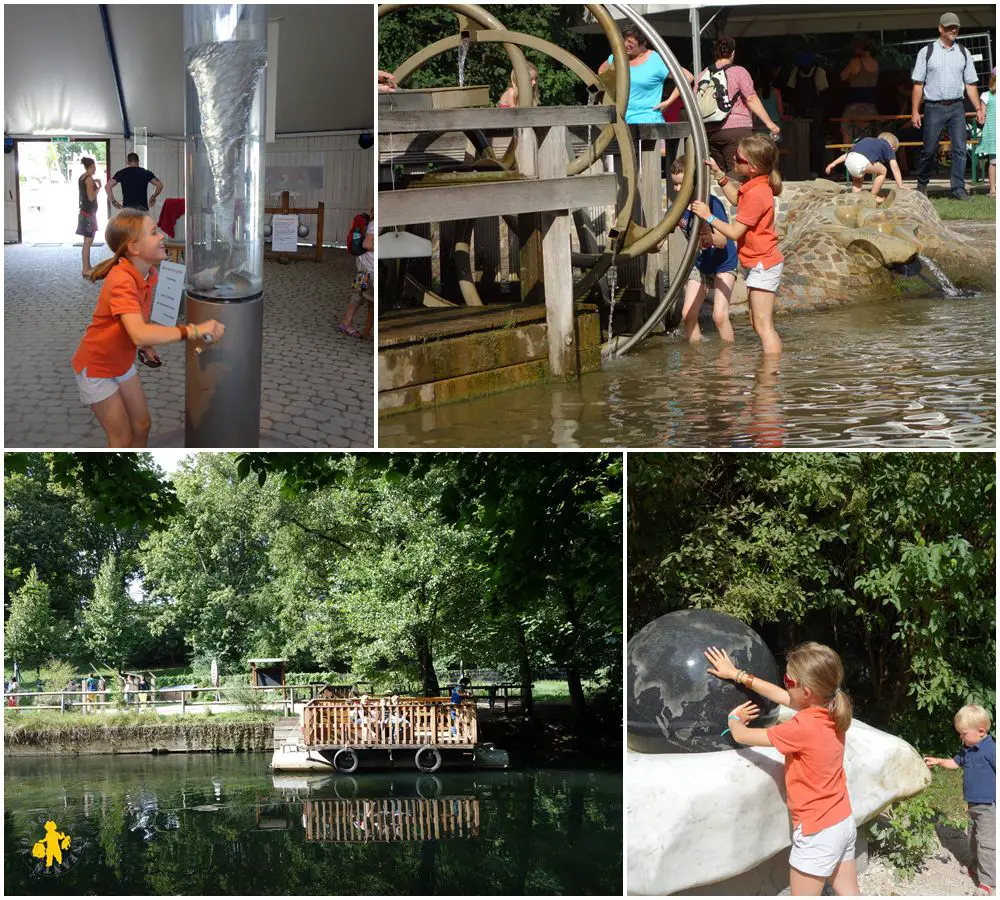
[4,753,621,895]
[379,295,996,448]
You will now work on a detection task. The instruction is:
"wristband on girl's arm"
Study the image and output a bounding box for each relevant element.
[721,714,742,737]
[706,214,716,225]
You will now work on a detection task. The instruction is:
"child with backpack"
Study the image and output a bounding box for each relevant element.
[340,210,374,339]
[825,132,904,201]
[689,133,784,356]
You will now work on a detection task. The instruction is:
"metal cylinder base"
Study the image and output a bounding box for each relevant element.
[185,293,263,447]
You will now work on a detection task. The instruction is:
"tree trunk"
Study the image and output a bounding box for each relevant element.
[513,618,534,717]
[414,630,440,697]
[566,664,587,723]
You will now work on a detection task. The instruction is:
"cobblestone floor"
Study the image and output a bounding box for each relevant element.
[4,245,374,447]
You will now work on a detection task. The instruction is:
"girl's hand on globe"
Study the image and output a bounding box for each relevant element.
[729,701,760,725]
[705,646,739,681]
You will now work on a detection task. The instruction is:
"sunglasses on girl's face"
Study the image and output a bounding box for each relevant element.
[782,674,798,689]
[734,152,749,165]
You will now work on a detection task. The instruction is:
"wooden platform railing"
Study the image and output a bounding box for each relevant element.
[303,796,480,843]
[302,697,477,749]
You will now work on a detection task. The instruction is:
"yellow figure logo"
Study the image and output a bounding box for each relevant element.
[31,820,71,869]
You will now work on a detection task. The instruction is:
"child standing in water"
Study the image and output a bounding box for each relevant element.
[690,133,784,356]
[704,642,859,897]
[72,209,224,447]
[668,156,737,342]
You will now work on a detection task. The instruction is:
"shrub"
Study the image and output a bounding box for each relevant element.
[867,794,939,879]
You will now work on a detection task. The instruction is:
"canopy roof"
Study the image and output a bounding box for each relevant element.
[580,3,996,37]
[4,4,373,137]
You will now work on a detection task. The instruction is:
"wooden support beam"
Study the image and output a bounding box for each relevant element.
[639,136,665,308]
[379,175,617,227]
[515,126,543,305]
[379,104,615,134]
[538,125,578,378]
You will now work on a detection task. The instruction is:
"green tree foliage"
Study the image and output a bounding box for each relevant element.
[140,455,282,666]
[378,5,590,106]
[629,453,995,752]
[82,554,135,672]
[4,453,171,628]
[4,567,62,678]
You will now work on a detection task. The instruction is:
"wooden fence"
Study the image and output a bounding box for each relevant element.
[303,796,480,843]
[302,697,477,749]
[2,683,330,715]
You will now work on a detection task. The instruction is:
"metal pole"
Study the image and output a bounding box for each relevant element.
[690,7,702,84]
[607,3,709,357]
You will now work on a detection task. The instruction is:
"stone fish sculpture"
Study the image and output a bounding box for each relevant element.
[627,609,780,753]
[772,180,995,312]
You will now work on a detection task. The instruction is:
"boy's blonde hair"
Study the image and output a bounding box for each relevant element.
[954,704,991,732]
[785,641,853,734]
[877,132,900,151]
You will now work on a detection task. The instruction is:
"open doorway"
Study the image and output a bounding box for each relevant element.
[15,138,110,244]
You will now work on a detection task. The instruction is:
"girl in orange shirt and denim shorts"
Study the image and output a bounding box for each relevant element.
[689,133,784,356]
[72,209,224,447]
[704,641,859,896]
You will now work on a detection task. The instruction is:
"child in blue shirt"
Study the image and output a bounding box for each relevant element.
[667,157,738,342]
[925,704,996,894]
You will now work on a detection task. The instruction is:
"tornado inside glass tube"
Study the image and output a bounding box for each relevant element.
[183,4,267,300]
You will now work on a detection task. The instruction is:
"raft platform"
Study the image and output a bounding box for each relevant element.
[271,697,509,773]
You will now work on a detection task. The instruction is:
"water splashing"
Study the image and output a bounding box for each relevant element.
[602,254,619,358]
[917,254,964,298]
[457,36,470,88]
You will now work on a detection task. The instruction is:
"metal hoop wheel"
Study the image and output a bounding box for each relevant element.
[414,746,444,773]
[333,747,360,774]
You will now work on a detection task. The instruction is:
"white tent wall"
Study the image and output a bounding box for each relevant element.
[4,151,17,243]
[104,134,373,247]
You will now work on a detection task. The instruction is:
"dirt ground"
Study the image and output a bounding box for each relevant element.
[778,825,986,896]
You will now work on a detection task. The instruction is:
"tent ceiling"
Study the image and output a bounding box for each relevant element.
[4,4,373,137]
[580,4,996,37]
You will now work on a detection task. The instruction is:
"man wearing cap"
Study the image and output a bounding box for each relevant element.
[911,13,987,200]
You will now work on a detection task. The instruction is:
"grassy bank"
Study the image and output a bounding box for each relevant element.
[930,193,996,221]
[5,710,279,750]
[922,765,968,825]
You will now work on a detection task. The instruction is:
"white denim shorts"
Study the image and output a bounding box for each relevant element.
[75,364,138,406]
[744,261,784,293]
[845,151,872,178]
[789,815,857,877]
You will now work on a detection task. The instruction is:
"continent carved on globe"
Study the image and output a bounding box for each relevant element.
[628,609,781,753]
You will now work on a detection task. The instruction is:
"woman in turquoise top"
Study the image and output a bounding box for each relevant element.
[598,26,692,124]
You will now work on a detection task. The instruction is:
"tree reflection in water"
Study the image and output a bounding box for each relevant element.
[4,754,621,895]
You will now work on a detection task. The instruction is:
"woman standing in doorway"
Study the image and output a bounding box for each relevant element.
[76,157,101,277]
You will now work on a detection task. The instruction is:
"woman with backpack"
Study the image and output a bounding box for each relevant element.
[695,38,781,180]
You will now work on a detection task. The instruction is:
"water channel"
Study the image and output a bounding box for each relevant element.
[380,295,996,448]
[4,754,621,895]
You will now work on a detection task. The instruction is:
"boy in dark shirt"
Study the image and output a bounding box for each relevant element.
[825,132,904,201]
[106,152,163,211]
[925,704,996,895]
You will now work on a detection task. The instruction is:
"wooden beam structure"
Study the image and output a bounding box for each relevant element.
[379,105,616,135]
[379,174,617,227]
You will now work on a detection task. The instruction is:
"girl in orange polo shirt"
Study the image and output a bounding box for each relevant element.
[690,133,784,356]
[72,209,224,447]
[705,641,859,896]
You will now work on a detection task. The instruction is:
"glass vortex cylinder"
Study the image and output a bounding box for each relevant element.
[183,4,267,301]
